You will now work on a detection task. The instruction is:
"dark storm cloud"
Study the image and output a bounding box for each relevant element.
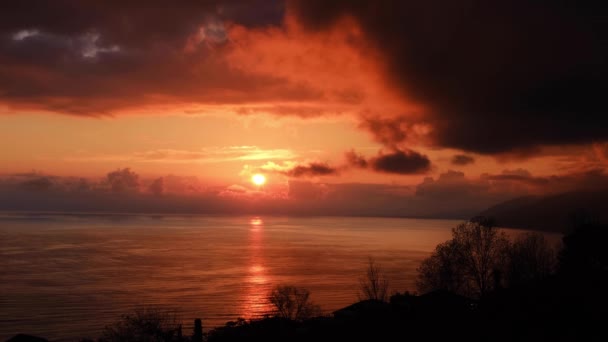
[284,162,339,177]
[0,0,298,115]
[371,149,431,174]
[346,148,431,175]
[263,150,430,177]
[0,1,284,45]
[451,154,475,166]
[290,0,608,154]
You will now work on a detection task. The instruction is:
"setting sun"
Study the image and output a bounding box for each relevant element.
[251,173,266,186]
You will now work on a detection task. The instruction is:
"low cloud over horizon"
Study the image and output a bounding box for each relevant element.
[3,166,608,219]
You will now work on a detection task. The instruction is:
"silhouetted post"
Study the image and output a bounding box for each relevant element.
[177,324,182,341]
[193,318,203,342]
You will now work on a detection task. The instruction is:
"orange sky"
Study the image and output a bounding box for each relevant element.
[0,1,606,217]
[0,112,596,185]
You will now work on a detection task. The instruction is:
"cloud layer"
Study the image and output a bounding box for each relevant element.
[290,0,608,153]
[0,0,606,182]
[346,149,431,175]
[0,1,301,115]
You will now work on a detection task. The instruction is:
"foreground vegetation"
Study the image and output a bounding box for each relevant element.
[10,216,608,342]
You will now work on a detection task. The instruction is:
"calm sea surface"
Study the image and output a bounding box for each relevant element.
[0,214,561,341]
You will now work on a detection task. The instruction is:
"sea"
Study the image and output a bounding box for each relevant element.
[0,213,562,341]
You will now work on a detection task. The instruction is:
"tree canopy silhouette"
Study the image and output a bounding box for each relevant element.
[506,232,556,287]
[267,285,321,321]
[417,217,509,298]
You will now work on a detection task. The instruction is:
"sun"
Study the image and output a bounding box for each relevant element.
[251,173,266,186]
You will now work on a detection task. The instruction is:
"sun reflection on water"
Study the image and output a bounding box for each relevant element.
[249,264,265,273]
[249,217,263,227]
[240,217,272,319]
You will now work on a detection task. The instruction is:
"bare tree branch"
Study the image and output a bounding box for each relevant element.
[358,257,390,302]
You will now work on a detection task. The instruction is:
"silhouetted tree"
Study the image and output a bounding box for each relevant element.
[417,217,509,298]
[559,221,608,281]
[358,257,390,302]
[99,307,182,342]
[268,285,321,321]
[416,240,467,295]
[566,208,600,234]
[506,232,556,286]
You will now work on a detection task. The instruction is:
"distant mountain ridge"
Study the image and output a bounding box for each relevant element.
[479,190,608,233]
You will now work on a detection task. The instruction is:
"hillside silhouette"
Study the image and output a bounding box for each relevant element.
[480,190,608,232]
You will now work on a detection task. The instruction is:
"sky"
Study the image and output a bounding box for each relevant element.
[0,0,607,218]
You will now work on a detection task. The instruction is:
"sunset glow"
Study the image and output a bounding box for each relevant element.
[0,0,605,218]
[1,2,606,341]
[251,174,267,186]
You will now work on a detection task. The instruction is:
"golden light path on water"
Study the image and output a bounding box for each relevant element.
[241,217,272,319]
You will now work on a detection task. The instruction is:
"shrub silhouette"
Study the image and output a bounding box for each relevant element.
[99,307,182,342]
[267,285,321,321]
